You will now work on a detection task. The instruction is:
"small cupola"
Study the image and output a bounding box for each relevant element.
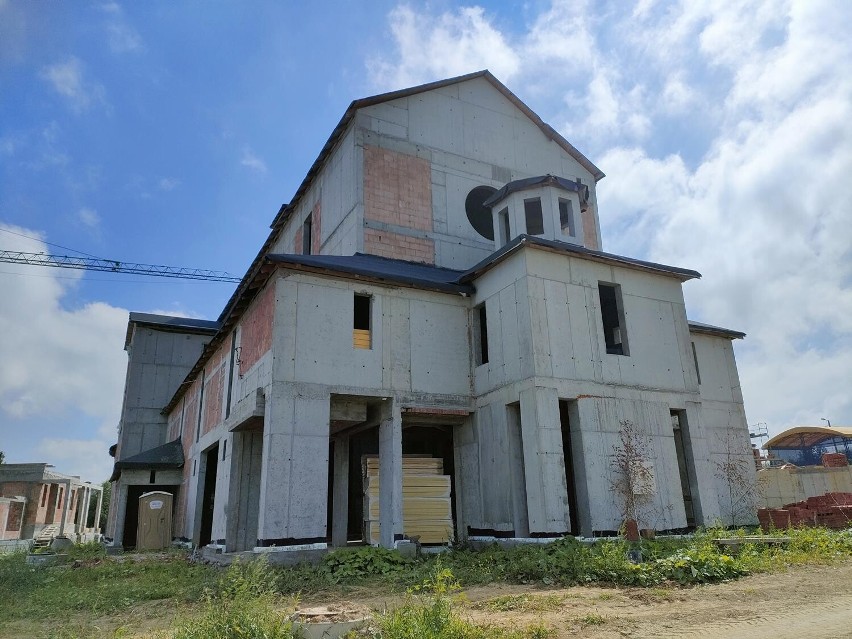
[483,175,590,249]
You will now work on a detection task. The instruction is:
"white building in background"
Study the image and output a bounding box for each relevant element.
[107,71,755,551]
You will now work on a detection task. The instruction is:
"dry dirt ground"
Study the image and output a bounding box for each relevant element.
[4,561,852,638]
[337,560,852,639]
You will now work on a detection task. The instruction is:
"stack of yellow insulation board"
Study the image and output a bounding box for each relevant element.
[363,455,453,545]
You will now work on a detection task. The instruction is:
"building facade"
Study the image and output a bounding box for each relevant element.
[107,71,755,550]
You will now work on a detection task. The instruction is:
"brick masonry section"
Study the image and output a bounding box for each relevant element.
[364,145,432,231]
[239,283,275,373]
[364,228,435,264]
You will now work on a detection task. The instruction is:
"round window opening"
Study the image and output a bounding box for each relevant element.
[465,186,497,240]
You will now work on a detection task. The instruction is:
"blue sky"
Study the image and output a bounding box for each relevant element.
[1,0,851,481]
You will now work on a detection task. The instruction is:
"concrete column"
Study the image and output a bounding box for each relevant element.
[518,387,570,535]
[59,480,73,537]
[331,435,350,547]
[378,401,403,548]
[94,487,104,533]
[112,481,128,544]
[256,384,331,545]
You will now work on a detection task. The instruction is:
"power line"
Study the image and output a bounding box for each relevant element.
[0,251,242,283]
[0,227,103,259]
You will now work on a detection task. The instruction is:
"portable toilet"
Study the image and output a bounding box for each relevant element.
[137,491,173,551]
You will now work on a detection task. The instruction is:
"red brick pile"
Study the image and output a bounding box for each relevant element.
[758,492,852,532]
[822,453,849,468]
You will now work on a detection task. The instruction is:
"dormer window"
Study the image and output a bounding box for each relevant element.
[524,198,544,235]
[559,198,575,237]
[484,174,589,249]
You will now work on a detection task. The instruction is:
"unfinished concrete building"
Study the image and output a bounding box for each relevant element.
[0,463,103,550]
[107,71,755,551]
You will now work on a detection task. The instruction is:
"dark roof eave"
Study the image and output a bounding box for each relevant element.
[124,313,219,350]
[688,321,746,340]
[266,255,475,295]
[460,235,701,283]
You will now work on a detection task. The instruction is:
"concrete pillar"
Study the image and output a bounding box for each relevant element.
[112,481,128,544]
[683,401,721,525]
[94,487,104,533]
[331,435,350,547]
[256,384,331,545]
[59,480,73,537]
[518,387,570,535]
[378,401,403,548]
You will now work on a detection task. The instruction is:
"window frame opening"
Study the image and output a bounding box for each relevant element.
[598,282,629,356]
[691,342,701,385]
[524,197,544,235]
[474,302,489,366]
[558,197,576,237]
[498,207,511,245]
[353,293,372,349]
[302,214,313,255]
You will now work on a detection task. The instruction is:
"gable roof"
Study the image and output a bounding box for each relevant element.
[270,70,604,231]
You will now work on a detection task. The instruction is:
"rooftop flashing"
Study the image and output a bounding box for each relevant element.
[688,320,746,340]
[482,175,589,208]
[460,235,702,283]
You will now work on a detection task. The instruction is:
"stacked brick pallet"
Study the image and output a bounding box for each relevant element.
[758,492,852,532]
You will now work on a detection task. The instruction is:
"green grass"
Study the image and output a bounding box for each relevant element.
[1,528,851,637]
[0,549,217,624]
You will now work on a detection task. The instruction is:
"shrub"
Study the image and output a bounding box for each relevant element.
[322,546,414,582]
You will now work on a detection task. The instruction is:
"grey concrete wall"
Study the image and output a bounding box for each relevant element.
[692,333,756,526]
[118,328,211,460]
[272,273,470,397]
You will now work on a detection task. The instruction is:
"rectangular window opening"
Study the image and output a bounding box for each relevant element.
[474,303,489,365]
[302,214,313,255]
[40,485,48,507]
[524,198,544,235]
[598,282,629,356]
[559,198,575,237]
[353,294,372,349]
[691,342,702,385]
[498,207,511,245]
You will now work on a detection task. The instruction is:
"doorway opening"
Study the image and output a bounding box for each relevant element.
[671,410,696,529]
[558,400,581,536]
[198,443,219,547]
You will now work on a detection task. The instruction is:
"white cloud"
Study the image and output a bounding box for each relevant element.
[371,1,852,435]
[158,177,180,191]
[0,224,127,480]
[368,5,520,90]
[240,147,267,174]
[77,207,100,229]
[107,22,143,53]
[39,57,105,113]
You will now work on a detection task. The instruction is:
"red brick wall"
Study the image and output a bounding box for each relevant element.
[294,226,303,254]
[6,501,24,536]
[363,145,434,263]
[202,348,227,437]
[364,228,434,263]
[238,283,274,373]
